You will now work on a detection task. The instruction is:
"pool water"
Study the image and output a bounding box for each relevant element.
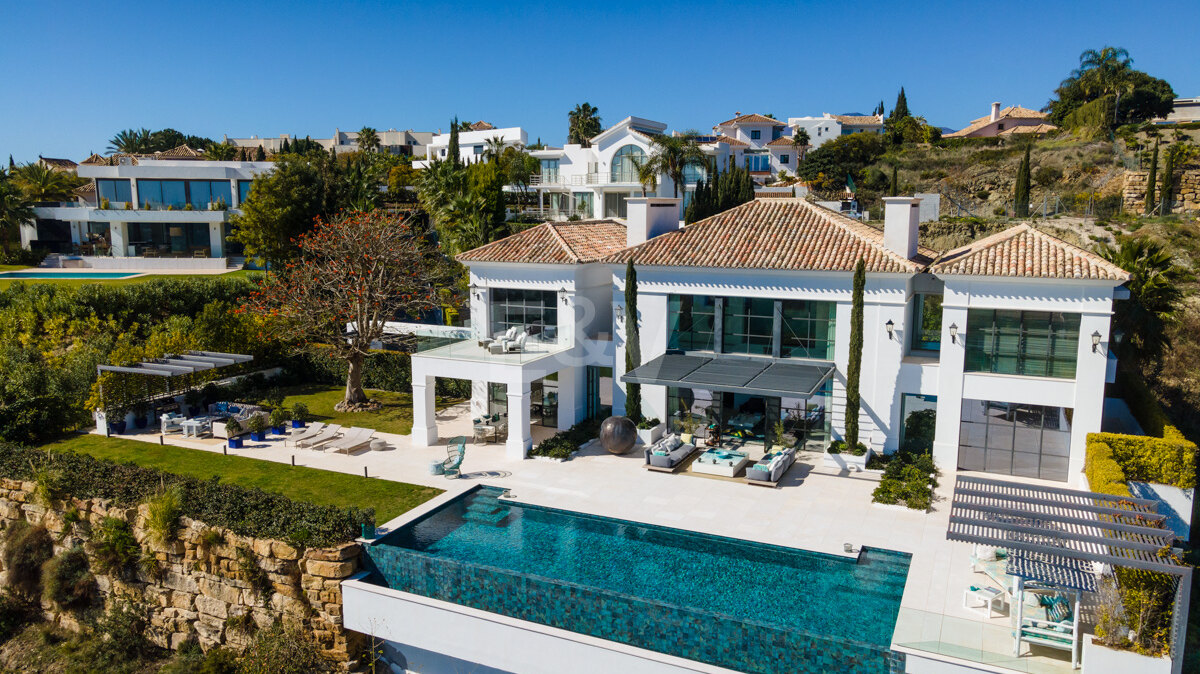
[0,271,139,279]
[364,486,910,673]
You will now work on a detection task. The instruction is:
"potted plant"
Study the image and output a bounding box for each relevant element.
[132,400,150,429]
[290,403,309,429]
[1081,575,1173,674]
[108,406,128,435]
[824,439,873,471]
[636,417,664,445]
[269,408,288,435]
[184,389,203,417]
[246,415,267,442]
[225,418,244,449]
[100,197,110,210]
[678,415,699,445]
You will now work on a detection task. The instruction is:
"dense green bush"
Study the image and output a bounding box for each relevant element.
[871,451,939,510]
[1088,432,1196,488]
[238,622,333,674]
[2,520,53,598]
[92,517,142,579]
[42,546,95,610]
[1084,439,1132,496]
[531,417,602,459]
[0,443,371,547]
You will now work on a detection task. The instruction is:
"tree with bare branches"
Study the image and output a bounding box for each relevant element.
[247,210,451,410]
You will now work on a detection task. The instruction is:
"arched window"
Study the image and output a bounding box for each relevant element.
[610,145,646,182]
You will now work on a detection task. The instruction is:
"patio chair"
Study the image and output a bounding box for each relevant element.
[325,427,375,454]
[504,332,528,353]
[298,424,342,449]
[160,412,185,434]
[284,422,327,447]
[443,436,466,478]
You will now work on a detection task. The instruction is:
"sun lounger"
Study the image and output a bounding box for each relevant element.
[298,424,342,449]
[325,427,375,454]
[284,422,327,447]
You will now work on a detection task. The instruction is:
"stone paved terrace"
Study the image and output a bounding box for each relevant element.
[95,403,1076,673]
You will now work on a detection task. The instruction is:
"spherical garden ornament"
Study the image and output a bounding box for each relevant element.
[599,416,637,455]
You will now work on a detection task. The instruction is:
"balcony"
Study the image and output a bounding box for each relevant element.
[527,172,643,187]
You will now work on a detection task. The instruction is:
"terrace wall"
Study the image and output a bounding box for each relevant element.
[0,478,364,666]
[1122,169,1200,213]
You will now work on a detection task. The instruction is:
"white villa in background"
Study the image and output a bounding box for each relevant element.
[223,128,435,157]
[410,195,1128,489]
[413,124,528,168]
[23,148,272,270]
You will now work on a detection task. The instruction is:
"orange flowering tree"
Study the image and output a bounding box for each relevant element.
[248,209,449,410]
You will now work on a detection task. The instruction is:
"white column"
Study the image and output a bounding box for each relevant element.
[208,222,225,257]
[506,381,532,460]
[932,298,969,470]
[471,380,488,419]
[411,374,438,447]
[555,368,578,431]
[110,222,130,257]
[1070,311,1112,480]
[230,179,240,208]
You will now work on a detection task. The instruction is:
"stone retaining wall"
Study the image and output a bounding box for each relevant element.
[1122,169,1200,213]
[0,478,364,665]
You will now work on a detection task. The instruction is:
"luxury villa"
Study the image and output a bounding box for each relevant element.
[22,149,271,270]
[410,195,1124,485]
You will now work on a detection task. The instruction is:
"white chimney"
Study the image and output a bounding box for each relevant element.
[883,196,922,259]
[990,102,1001,122]
[626,197,682,248]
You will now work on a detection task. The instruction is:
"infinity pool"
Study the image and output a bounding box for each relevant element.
[0,271,140,279]
[363,486,909,673]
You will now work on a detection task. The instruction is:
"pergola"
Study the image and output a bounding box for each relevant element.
[96,350,254,414]
[947,475,1191,673]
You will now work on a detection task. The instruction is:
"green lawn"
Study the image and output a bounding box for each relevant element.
[41,433,442,522]
[0,267,259,289]
[277,384,461,436]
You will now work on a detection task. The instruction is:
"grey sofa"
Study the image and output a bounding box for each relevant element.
[644,434,696,471]
[745,447,796,484]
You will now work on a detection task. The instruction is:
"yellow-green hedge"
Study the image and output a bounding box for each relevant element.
[1085,439,1132,497]
[1088,432,1197,489]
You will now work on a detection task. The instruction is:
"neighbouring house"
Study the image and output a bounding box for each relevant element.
[409,194,1127,488]
[1154,96,1200,124]
[828,113,886,136]
[23,148,272,268]
[711,113,791,179]
[415,125,528,167]
[37,155,78,172]
[223,128,435,157]
[945,102,1057,138]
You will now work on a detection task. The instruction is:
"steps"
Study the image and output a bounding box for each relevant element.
[460,492,509,526]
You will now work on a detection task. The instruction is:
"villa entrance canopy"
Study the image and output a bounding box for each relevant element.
[621,352,834,399]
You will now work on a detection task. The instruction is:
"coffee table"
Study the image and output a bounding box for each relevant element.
[692,448,750,477]
[180,417,212,437]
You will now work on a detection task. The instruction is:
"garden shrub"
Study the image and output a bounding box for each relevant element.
[1118,366,1185,441]
[92,517,141,579]
[74,596,160,673]
[0,443,371,547]
[42,546,95,610]
[1088,432,1195,488]
[238,622,333,674]
[871,451,939,510]
[531,418,602,460]
[2,520,52,598]
[145,487,183,546]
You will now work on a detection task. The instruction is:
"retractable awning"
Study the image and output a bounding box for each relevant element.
[621,352,835,399]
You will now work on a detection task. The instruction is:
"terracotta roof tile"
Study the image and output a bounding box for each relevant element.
[458,220,628,265]
[929,224,1129,280]
[468,121,495,131]
[38,156,77,170]
[766,137,800,146]
[997,123,1058,136]
[155,145,205,159]
[709,134,748,147]
[945,106,1050,137]
[604,199,932,273]
[717,113,786,126]
[830,114,883,126]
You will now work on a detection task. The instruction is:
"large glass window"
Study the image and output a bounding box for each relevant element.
[572,192,593,216]
[958,399,1072,481]
[489,288,557,338]
[965,310,1080,379]
[127,223,211,255]
[668,295,717,351]
[186,180,233,208]
[780,300,836,359]
[723,297,774,356]
[586,367,613,420]
[96,179,132,205]
[603,192,630,218]
[540,158,560,183]
[610,145,646,182]
[744,152,770,172]
[238,180,253,204]
[911,294,942,352]
[682,161,706,185]
[137,180,187,209]
[899,394,937,454]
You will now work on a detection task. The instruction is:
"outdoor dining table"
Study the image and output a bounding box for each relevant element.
[180,416,213,437]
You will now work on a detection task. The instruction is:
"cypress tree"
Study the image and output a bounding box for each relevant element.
[889,165,898,197]
[844,259,866,450]
[281,138,290,153]
[1013,145,1031,217]
[255,145,266,162]
[741,165,754,203]
[1144,141,1158,214]
[7,155,13,170]
[1160,147,1174,215]
[624,259,642,421]
[330,145,337,162]
[448,117,460,167]
[889,88,909,123]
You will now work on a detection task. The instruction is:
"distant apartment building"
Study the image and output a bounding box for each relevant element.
[945,102,1057,138]
[415,124,528,168]
[223,128,435,157]
[23,147,272,269]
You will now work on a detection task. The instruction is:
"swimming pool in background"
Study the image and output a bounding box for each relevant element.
[363,486,910,673]
[0,271,141,279]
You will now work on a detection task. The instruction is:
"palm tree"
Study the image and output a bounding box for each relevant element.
[204,142,237,161]
[1098,236,1187,365]
[641,133,707,198]
[357,127,380,153]
[0,179,35,251]
[567,103,602,148]
[445,194,500,253]
[1071,47,1135,125]
[107,128,152,154]
[483,136,507,163]
[12,163,80,202]
[633,157,657,197]
[791,128,811,167]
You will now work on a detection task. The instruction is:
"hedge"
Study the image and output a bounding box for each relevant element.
[1084,438,1132,497]
[1087,432,1196,489]
[530,418,602,460]
[0,443,370,547]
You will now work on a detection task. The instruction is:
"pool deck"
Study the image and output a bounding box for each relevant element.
[99,403,1076,673]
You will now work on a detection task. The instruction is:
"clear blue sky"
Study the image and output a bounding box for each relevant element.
[3,0,1197,163]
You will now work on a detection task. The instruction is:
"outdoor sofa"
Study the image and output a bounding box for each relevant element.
[644,434,696,472]
[745,447,796,485]
[208,401,268,439]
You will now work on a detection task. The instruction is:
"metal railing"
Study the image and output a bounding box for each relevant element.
[527,172,642,187]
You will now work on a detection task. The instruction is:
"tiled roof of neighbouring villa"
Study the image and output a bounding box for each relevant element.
[603,199,936,273]
[457,220,628,265]
[928,223,1130,281]
[716,113,786,126]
